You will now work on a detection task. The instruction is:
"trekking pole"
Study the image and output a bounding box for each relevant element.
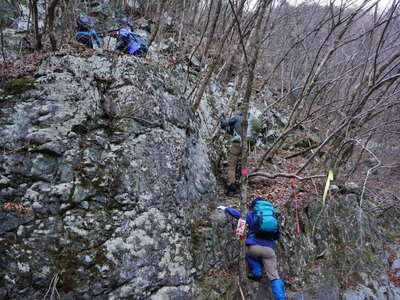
[237,280,246,300]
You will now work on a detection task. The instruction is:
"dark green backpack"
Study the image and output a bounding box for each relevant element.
[252,200,279,239]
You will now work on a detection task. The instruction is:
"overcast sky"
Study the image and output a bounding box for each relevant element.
[249,0,396,11]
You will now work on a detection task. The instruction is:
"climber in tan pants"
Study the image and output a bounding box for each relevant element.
[220,112,256,196]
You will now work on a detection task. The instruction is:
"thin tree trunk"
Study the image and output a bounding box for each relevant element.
[30,0,42,50]
[147,0,167,48]
[48,0,60,51]
[194,0,209,29]
[238,0,271,285]
[191,0,247,112]
[177,0,186,47]
[156,1,165,60]
[201,0,222,62]
[43,0,49,34]
[0,28,6,64]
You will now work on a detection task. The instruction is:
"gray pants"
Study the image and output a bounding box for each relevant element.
[247,245,280,280]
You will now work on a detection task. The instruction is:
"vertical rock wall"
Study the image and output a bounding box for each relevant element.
[0,53,226,299]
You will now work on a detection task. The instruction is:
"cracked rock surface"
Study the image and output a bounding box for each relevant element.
[0,53,227,299]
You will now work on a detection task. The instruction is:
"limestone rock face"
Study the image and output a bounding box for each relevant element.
[0,53,225,299]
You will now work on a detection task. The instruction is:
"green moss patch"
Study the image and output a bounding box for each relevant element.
[1,76,35,95]
[282,132,320,150]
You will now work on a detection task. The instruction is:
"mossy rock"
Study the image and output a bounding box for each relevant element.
[386,231,399,242]
[196,273,237,300]
[250,118,262,135]
[1,76,35,95]
[351,271,364,284]
[282,133,320,150]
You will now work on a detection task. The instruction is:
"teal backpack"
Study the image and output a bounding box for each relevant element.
[251,199,279,239]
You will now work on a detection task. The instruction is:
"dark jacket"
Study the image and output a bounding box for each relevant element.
[75,28,101,48]
[225,207,278,249]
[220,114,256,143]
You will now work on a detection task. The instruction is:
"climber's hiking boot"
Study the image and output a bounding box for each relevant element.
[225,183,240,196]
[246,255,263,281]
[247,273,263,281]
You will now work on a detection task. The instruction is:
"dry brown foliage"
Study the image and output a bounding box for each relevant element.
[3,202,32,213]
[338,272,361,290]
[0,52,48,83]
[58,41,96,57]
[207,268,231,278]
[247,148,325,207]
[0,41,104,84]
[388,268,400,287]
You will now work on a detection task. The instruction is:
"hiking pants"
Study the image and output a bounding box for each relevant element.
[227,141,242,184]
[247,245,280,280]
[76,33,93,49]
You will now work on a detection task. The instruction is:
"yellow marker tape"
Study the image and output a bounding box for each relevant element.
[311,170,334,239]
[322,169,334,203]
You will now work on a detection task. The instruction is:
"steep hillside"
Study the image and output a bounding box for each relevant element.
[1,51,399,300]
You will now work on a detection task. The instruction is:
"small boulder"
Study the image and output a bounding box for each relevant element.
[344,182,360,193]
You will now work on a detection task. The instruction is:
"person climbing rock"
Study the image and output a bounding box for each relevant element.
[114,18,148,57]
[220,103,257,196]
[217,197,286,300]
[75,13,101,49]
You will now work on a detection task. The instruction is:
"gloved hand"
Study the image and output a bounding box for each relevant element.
[219,113,225,120]
[217,206,227,211]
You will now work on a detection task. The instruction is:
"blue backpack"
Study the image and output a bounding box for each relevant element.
[252,199,279,239]
[117,29,148,57]
[130,33,148,57]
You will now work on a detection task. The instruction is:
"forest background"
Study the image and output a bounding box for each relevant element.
[0,0,399,292]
